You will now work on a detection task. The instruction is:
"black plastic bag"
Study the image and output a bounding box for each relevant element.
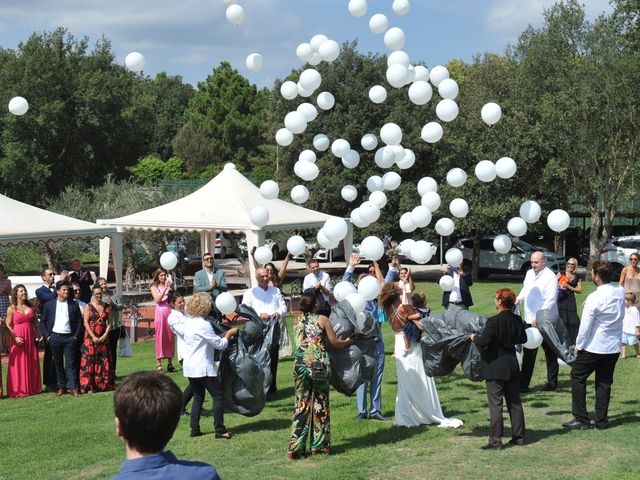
[535,309,577,366]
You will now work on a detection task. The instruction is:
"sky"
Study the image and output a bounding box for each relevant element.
[0,0,614,88]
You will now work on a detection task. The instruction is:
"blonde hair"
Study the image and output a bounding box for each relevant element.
[625,292,637,305]
[186,293,212,318]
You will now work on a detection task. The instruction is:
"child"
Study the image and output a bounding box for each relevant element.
[622,292,640,359]
[402,293,430,354]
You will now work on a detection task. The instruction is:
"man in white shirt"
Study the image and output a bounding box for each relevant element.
[302,259,332,314]
[563,261,624,430]
[242,267,287,394]
[516,251,559,392]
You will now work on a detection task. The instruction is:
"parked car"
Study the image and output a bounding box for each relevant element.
[215,233,234,258]
[238,237,286,260]
[456,237,566,277]
[600,235,640,278]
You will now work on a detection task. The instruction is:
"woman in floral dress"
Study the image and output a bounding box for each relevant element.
[79,284,113,393]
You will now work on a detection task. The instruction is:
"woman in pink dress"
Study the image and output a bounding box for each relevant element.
[150,267,175,372]
[5,284,42,397]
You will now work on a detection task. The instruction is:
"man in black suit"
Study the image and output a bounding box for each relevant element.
[68,259,94,304]
[39,281,83,397]
[36,268,65,392]
[441,263,473,310]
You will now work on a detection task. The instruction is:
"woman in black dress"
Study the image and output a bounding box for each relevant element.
[556,257,582,346]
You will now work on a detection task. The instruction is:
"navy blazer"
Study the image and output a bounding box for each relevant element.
[441,268,474,308]
[40,298,83,340]
[474,311,527,381]
[35,285,56,304]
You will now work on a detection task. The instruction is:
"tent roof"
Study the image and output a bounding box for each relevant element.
[0,194,118,246]
[98,163,342,232]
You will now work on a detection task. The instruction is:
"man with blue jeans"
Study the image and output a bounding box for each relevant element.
[343,253,397,421]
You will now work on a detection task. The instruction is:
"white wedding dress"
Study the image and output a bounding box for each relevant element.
[393,332,463,428]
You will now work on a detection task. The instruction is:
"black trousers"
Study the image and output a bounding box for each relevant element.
[520,339,559,389]
[486,377,525,446]
[108,327,123,376]
[269,320,281,393]
[571,350,619,427]
[188,376,225,435]
[50,333,78,390]
[42,343,57,387]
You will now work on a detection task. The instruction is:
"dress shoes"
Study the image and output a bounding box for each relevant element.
[519,387,530,394]
[595,422,611,430]
[562,419,591,430]
[190,431,203,437]
[542,383,557,392]
[55,388,67,396]
[355,413,367,420]
[508,438,525,446]
[70,389,80,397]
[369,412,392,421]
[481,443,504,450]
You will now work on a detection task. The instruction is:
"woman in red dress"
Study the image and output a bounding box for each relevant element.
[5,284,42,397]
[79,284,114,393]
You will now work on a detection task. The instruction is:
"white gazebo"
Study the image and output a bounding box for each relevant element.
[0,193,123,295]
[97,163,352,286]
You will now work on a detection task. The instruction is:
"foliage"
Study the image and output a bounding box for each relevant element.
[0,245,45,273]
[128,155,184,182]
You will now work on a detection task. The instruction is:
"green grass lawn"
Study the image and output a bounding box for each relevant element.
[1,280,639,479]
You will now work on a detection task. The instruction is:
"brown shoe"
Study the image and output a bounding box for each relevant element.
[56,388,66,396]
[70,389,80,397]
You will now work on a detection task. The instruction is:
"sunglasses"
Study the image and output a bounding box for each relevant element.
[204,258,213,261]
[73,289,81,293]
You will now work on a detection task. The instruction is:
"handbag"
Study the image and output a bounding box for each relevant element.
[119,333,133,357]
[310,360,327,383]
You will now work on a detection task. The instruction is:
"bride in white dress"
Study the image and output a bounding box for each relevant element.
[380,283,463,428]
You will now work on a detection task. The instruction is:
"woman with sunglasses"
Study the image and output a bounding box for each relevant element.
[619,252,640,309]
[557,257,583,346]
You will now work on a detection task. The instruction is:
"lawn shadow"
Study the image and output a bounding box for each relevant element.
[459,425,569,445]
[620,400,639,406]
[266,386,295,401]
[231,418,292,434]
[332,423,428,455]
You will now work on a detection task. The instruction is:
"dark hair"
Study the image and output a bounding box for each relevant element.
[592,260,613,283]
[168,292,184,305]
[495,288,517,309]
[151,268,168,286]
[114,371,183,454]
[202,252,213,259]
[379,283,401,309]
[55,280,69,291]
[92,284,102,292]
[299,291,317,314]
[10,284,32,308]
[411,292,426,308]
[95,276,107,284]
[308,259,319,267]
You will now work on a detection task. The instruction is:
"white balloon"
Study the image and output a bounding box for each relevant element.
[369,85,387,104]
[250,206,270,227]
[392,0,411,16]
[429,65,450,87]
[313,134,330,152]
[439,275,455,292]
[331,138,351,157]
[284,111,307,134]
[396,149,415,170]
[308,53,322,67]
[294,160,320,181]
[523,327,543,349]
[386,64,409,88]
[296,43,314,63]
[421,191,441,211]
[291,185,309,204]
[287,235,306,256]
[215,292,237,315]
[324,218,349,241]
[341,149,360,169]
[384,27,406,51]
[361,133,378,151]
[366,176,384,193]
[8,96,28,116]
[421,122,443,143]
[435,218,455,236]
[481,102,502,125]
[245,53,263,72]
[400,212,417,232]
[475,160,497,182]
[334,281,357,302]
[369,13,389,34]
[374,147,396,168]
[411,206,432,228]
[310,34,329,51]
[360,236,385,260]
[299,149,317,163]
[387,50,411,68]
[413,65,430,82]
[399,239,416,257]
[445,248,464,267]
[495,156,517,179]
[382,171,402,190]
[125,52,145,72]
[316,91,335,110]
[438,78,459,100]
[275,128,293,146]
[436,99,459,122]
[411,240,433,264]
[358,275,381,300]
[450,198,469,218]
[392,146,406,166]
[417,177,438,196]
[408,81,433,105]
[493,235,512,254]
[369,191,387,209]
[350,208,368,228]
[318,39,340,62]
[346,292,367,314]
[317,228,339,249]
[280,81,298,100]
[446,168,467,188]
[380,123,402,145]
[259,180,279,199]
[348,0,368,17]
[225,4,245,25]
[507,217,528,237]
[520,200,542,224]
[547,209,571,233]
[299,69,322,92]
[296,103,318,122]
[341,185,358,202]
[359,201,381,223]
[159,251,178,270]
[254,246,273,265]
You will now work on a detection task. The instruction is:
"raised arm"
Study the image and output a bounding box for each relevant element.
[318,315,352,348]
[277,253,291,282]
[407,268,415,291]
[342,253,360,282]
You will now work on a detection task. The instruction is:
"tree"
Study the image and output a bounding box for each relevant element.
[128,155,184,182]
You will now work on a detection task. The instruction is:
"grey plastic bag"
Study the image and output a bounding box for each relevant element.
[535,309,577,365]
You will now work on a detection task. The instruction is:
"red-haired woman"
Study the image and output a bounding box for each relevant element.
[151,267,175,372]
[470,288,528,449]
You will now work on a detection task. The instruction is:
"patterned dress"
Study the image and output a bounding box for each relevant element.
[288,313,331,456]
[79,303,114,393]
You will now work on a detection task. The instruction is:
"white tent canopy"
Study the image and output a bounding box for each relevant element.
[98,163,353,286]
[0,193,123,294]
